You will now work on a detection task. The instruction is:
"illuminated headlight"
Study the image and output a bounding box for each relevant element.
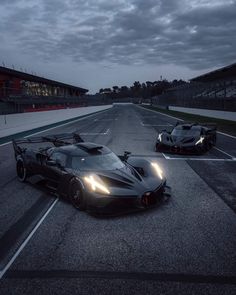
[158,134,162,142]
[195,136,204,145]
[83,174,110,195]
[151,162,163,180]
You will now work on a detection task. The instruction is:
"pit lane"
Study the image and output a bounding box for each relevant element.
[0,104,236,295]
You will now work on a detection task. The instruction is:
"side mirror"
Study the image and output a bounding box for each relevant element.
[124,151,131,162]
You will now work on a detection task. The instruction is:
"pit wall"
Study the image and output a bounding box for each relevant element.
[168,106,236,122]
[0,105,112,138]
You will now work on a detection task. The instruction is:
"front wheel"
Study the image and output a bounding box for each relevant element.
[16,158,27,182]
[69,180,86,210]
[204,140,212,151]
[212,135,217,146]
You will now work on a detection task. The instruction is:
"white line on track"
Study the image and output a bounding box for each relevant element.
[0,141,11,147]
[138,105,236,140]
[163,157,236,162]
[162,150,235,161]
[138,105,183,121]
[162,153,170,159]
[0,109,110,147]
[0,198,59,280]
[218,131,236,139]
[213,146,235,159]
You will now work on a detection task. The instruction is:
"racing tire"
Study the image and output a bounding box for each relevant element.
[212,135,217,146]
[195,145,205,155]
[205,141,212,151]
[16,158,27,182]
[70,180,86,210]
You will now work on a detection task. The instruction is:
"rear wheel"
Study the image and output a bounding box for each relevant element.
[16,158,27,182]
[70,180,86,210]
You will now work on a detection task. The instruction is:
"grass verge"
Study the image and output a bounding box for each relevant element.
[141,105,236,137]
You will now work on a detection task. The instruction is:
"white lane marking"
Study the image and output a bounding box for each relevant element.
[213,147,235,159]
[162,153,170,159]
[218,131,236,140]
[138,105,183,121]
[81,128,110,135]
[0,198,59,280]
[0,142,11,147]
[138,105,236,140]
[141,122,173,127]
[0,109,111,147]
[164,157,236,161]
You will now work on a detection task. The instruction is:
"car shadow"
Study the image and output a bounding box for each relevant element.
[27,176,172,219]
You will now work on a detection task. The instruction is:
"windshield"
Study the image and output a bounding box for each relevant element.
[70,152,125,171]
[171,129,200,137]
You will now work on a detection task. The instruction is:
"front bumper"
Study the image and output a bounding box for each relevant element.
[86,182,170,215]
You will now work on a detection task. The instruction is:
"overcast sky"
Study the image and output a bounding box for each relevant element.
[0,0,235,93]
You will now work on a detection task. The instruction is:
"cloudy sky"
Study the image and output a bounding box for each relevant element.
[0,0,235,93]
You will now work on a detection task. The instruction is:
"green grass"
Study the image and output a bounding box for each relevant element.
[141,105,236,137]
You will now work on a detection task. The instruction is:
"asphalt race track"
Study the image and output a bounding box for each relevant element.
[0,104,236,295]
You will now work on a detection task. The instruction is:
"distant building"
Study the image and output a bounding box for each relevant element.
[152,62,236,111]
[0,66,88,97]
[0,66,88,113]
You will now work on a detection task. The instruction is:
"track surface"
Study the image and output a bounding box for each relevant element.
[0,105,236,294]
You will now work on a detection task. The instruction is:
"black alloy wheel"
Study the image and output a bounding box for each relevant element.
[212,135,217,146]
[16,158,27,182]
[70,181,86,210]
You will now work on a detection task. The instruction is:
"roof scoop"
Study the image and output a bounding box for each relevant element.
[76,142,103,153]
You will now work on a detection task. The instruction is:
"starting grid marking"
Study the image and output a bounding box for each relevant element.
[126,152,236,162]
[161,145,236,161]
[162,155,236,162]
[162,152,236,162]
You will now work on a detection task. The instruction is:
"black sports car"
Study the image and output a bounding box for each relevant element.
[13,133,170,214]
[155,122,217,154]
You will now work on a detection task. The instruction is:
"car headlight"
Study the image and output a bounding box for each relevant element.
[151,162,163,180]
[195,136,204,145]
[158,134,162,142]
[83,174,110,195]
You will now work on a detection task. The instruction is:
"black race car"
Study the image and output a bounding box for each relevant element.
[155,122,217,154]
[13,133,170,214]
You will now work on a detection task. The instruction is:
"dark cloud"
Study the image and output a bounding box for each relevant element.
[0,0,235,73]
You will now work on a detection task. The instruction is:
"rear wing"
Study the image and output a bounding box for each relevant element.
[201,123,217,131]
[12,132,84,155]
[175,121,217,130]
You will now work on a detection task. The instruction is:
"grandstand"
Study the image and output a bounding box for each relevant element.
[153,63,236,111]
[191,63,236,99]
[0,66,89,114]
